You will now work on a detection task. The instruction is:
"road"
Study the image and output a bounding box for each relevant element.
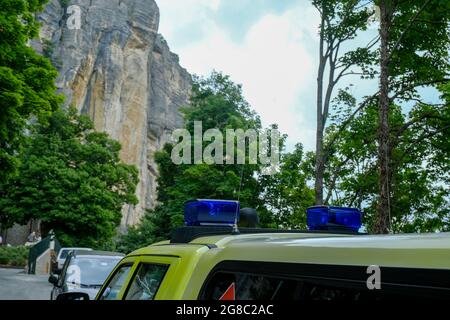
[0,268,52,300]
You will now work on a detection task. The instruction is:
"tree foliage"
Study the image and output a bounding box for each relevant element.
[313,0,449,233]
[259,143,314,229]
[117,72,264,252]
[0,0,63,182]
[117,72,314,253]
[373,0,449,232]
[0,108,139,247]
[324,82,449,232]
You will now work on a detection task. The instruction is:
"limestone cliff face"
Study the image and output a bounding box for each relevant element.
[34,0,191,228]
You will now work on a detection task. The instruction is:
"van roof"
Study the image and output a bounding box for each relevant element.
[131,231,450,270]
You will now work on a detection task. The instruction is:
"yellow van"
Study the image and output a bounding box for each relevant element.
[59,200,450,301]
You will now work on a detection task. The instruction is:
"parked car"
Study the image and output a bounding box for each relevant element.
[49,250,124,300]
[56,247,93,270]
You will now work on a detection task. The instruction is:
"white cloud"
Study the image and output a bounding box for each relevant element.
[158,0,220,39]
[157,1,321,151]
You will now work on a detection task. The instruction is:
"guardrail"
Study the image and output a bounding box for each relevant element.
[28,233,61,274]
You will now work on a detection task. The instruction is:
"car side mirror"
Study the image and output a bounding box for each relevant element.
[48,275,59,285]
[56,292,90,301]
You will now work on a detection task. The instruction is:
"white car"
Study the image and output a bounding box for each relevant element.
[57,247,93,270]
[50,250,124,300]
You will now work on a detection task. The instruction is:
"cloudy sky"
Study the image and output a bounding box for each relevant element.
[156,0,384,151]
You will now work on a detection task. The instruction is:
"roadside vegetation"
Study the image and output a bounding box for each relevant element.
[0,246,28,267]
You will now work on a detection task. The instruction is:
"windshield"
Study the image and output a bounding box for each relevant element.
[66,256,122,286]
[59,248,91,260]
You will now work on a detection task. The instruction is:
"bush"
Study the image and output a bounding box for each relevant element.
[0,246,29,267]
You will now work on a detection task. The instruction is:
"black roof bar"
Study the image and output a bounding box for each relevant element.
[170,226,362,244]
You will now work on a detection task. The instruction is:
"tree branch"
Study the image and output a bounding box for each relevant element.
[323,93,379,161]
[348,164,378,207]
[393,124,450,167]
[341,71,366,78]
[366,35,381,49]
[334,63,353,83]
[405,98,447,107]
[324,155,351,204]
[323,42,339,125]
[354,0,375,11]
[395,112,443,139]
[390,79,450,101]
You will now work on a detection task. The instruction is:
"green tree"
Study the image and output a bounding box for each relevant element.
[117,72,274,252]
[375,0,450,233]
[259,143,314,229]
[118,72,317,253]
[318,1,449,233]
[0,0,63,182]
[159,71,264,221]
[312,0,376,205]
[0,108,139,247]
[323,82,449,232]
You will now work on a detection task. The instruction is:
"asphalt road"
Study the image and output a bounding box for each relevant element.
[0,268,52,300]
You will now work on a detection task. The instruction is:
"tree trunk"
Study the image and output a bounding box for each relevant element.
[375,0,391,234]
[315,12,326,206]
[315,122,325,205]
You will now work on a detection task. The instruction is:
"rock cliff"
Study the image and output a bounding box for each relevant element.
[34,0,192,228]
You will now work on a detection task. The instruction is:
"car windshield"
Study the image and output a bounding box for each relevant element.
[66,256,122,286]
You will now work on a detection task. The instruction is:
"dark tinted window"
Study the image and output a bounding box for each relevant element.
[202,263,450,301]
[204,272,303,300]
[303,282,376,301]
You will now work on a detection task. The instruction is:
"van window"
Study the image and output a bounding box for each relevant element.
[203,272,303,300]
[201,261,450,300]
[303,282,378,301]
[99,264,132,300]
[202,271,423,301]
[124,264,168,300]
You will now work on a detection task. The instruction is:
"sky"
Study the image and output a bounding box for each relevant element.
[156,0,444,152]
[155,0,419,154]
[156,0,323,151]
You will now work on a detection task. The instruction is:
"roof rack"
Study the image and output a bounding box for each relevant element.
[170,226,362,244]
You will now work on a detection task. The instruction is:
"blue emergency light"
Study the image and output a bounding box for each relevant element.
[306,206,362,232]
[184,199,240,226]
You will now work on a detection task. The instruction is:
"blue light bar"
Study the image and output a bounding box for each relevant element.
[184,199,240,226]
[306,206,362,232]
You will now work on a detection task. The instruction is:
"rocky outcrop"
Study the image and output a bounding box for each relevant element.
[34,0,191,228]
